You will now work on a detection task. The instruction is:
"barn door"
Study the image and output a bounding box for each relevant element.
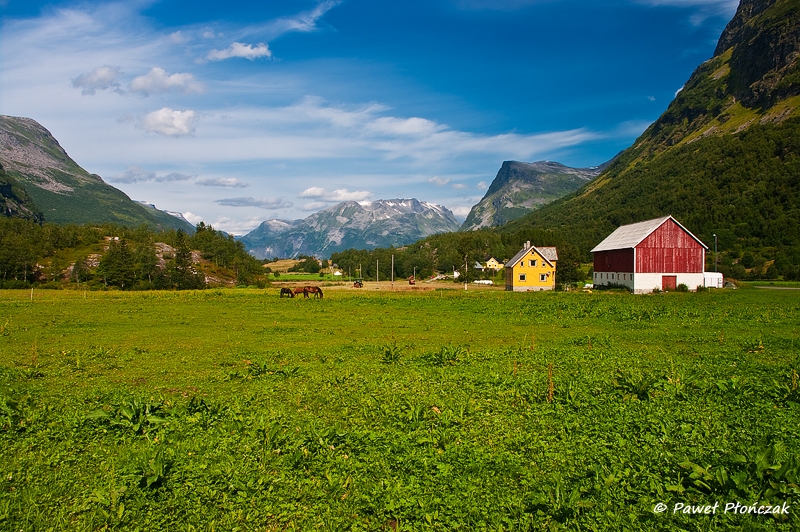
[662,275,677,291]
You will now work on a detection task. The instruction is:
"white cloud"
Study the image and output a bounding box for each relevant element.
[108,166,195,183]
[129,67,203,96]
[196,177,250,188]
[298,187,373,202]
[71,65,122,95]
[158,172,195,182]
[138,108,196,136]
[428,176,451,186]
[109,165,155,183]
[216,197,293,209]
[301,201,330,211]
[209,216,265,235]
[367,116,445,136]
[207,42,271,61]
[183,212,204,225]
[452,183,467,189]
[477,181,488,189]
[247,0,341,39]
[634,0,738,24]
[170,31,189,44]
[449,205,473,217]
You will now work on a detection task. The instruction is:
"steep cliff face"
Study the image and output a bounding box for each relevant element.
[502,0,800,255]
[715,0,800,107]
[240,199,460,259]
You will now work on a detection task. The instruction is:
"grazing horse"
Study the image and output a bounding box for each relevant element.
[293,286,309,298]
[279,287,294,298]
[305,286,323,299]
[292,286,323,299]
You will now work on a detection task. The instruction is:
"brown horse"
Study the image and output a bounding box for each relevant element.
[292,286,308,298]
[279,287,294,298]
[292,286,323,298]
[305,286,323,299]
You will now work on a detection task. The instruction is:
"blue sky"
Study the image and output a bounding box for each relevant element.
[0,0,738,233]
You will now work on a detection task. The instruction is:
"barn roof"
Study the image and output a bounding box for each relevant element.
[591,215,707,253]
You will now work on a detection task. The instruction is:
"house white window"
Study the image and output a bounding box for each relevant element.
[529,259,537,267]
[540,274,547,282]
[519,274,526,281]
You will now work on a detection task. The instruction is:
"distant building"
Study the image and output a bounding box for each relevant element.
[484,257,504,271]
[505,242,558,291]
[591,215,716,293]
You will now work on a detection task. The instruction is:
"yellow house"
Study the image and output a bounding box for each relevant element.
[484,257,504,271]
[505,241,558,291]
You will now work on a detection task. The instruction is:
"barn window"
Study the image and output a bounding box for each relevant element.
[540,274,547,282]
[519,274,526,281]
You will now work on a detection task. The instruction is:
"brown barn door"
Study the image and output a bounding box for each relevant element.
[662,275,677,291]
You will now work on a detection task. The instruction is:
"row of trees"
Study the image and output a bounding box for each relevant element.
[330,229,587,286]
[0,219,267,290]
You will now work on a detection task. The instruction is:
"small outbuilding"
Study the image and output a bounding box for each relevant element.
[505,241,558,291]
[591,215,714,294]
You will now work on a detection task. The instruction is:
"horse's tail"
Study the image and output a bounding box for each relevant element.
[317,287,323,298]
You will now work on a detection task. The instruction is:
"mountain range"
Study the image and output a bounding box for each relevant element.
[0,115,193,232]
[240,199,460,259]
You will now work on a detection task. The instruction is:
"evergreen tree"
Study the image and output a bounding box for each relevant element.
[166,230,205,290]
[98,238,136,289]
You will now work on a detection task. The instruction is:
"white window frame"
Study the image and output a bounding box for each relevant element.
[519,273,526,281]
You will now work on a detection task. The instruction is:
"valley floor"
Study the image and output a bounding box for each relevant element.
[1,288,798,530]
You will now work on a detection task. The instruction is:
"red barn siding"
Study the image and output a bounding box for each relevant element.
[635,219,704,273]
[593,249,634,272]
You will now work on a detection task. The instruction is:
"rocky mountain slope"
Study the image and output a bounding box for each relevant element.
[459,160,607,231]
[0,115,193,231]
[240,199,460,259]
[502,0,800,256]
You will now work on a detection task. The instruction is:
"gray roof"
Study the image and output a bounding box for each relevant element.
[591,215,707,252]
[506,244,557,268]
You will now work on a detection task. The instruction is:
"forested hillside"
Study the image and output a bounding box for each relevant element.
[0,219,267,289]
[500,0,800,280]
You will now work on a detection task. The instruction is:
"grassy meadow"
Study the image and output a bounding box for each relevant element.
[1,287,799,530]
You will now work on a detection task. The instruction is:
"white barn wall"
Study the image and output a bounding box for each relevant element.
[633,273,705,294]
[594,272,706,293]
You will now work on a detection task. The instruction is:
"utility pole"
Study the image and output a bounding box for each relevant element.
[464,255,468,291]
[713,233,718,273]
[391,254,394,290]
[376,259,379,285]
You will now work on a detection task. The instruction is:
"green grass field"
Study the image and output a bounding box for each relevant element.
[1,287,799,530]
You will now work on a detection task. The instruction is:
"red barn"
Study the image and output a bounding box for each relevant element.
[591,215,708,293]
